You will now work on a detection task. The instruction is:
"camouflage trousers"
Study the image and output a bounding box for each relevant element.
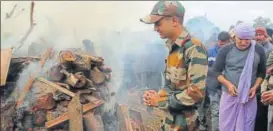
[209,90,221,131]
[161,109,199,131]
[197,90,210,131]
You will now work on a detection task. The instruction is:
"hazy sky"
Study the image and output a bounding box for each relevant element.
[1,1,273,44]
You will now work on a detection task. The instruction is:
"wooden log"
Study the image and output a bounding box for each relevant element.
[36,77,75,97]
[40,48,53,66]
[68,93,83,131]
[82,95,99,103]
[116,105,134,131]
[83,111,104,131]
[1,48,13,86]
[74,52,103,63]
[16,76,35,108]
[90,70,105,85]
[45,99,104,128]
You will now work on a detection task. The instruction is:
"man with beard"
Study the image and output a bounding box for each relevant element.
[213,23,266,131]
[254,26,273,131]
[140,1,208,130]
[255,26,273,57]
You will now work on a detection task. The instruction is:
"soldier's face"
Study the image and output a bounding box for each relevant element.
[153,17,177,39]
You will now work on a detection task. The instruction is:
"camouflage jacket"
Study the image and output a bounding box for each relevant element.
[158,29,208,111]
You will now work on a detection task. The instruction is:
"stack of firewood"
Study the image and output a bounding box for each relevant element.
[2,49,114,131]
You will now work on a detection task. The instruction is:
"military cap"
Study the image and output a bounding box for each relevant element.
[140,1,185,24]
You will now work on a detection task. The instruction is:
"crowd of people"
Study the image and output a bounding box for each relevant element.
[199,25,273,131]
[139,1,273,131]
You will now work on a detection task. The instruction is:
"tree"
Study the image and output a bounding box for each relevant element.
[236,20,244,25]
[253,16,273,28]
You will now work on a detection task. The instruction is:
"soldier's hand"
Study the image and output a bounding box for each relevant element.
[143,90,157,106]
[146,93,161,107]
[143,90,157,99]
[227,83,237,96]
[158,89,168,97]
[142,90,160,107]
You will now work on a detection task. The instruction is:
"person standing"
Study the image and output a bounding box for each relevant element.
[140,1,208,130]
[254,26,273,131]
[206,31,230,131]
[213,23,266,131]
[262,50,273,131]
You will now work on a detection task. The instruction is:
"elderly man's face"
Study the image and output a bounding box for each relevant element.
[236,36,251,50]
[153,16,179,39]
[255,33,266,44]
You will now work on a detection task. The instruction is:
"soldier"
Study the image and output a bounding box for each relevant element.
[140,1,208,130]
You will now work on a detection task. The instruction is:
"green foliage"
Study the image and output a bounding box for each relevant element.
[253,16,273,28]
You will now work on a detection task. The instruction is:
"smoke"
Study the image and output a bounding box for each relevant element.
[0,1,233,130]
[13,56,59,109]
[185,16,220,47]
[0,0,215,112]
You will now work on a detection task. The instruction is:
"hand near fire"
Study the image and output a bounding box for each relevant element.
[142,89,168,107]
[142,90,160,107]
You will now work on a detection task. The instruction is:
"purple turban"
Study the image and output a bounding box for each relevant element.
[235,23,255,39]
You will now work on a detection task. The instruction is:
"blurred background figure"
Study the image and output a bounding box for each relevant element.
[206,31,230,131]
[266,27,273,43]
[229,28,236,44]
[82,39,96,55]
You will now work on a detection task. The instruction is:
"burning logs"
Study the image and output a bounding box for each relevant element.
[2,49,113,131]
[33,93,56,110]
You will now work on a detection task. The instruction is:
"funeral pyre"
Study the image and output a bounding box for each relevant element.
[1,47,115,131]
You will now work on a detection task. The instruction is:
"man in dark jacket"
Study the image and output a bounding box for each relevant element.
[255,26,273,131]
[206,31,230,131]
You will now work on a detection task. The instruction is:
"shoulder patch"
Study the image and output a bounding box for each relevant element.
[190,37,201,46]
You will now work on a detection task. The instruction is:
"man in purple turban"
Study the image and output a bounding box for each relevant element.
[212,23,266,131]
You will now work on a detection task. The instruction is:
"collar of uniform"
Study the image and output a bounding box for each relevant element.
[165,29,189,50]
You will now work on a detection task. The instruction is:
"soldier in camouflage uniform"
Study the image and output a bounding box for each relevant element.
[140,1,208,131]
